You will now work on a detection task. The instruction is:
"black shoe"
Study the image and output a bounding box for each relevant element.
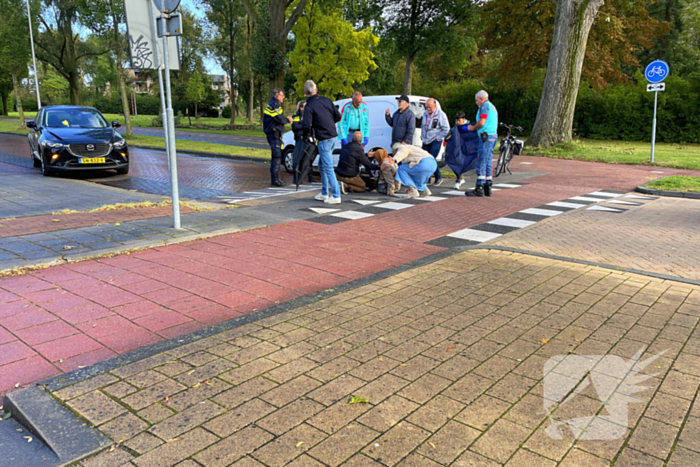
[271,180,285,187]
[484,184,492,197]
[434,178,443,187]
[465,186,484,197]
[308,177,316,183]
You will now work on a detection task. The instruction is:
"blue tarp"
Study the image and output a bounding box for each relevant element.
[445,126,480,177]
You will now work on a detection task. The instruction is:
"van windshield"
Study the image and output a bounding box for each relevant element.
[409,102,426,120]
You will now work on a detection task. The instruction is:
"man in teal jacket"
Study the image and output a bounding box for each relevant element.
[338,91,370,147]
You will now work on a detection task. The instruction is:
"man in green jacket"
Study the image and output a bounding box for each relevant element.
[338,91,370,148]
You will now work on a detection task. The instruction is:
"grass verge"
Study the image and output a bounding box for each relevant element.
[524,139,700,171]
[643,175,700,193]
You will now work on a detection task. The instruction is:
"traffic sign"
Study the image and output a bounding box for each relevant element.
[645,60,669,84]
[647,83,665,92]
[154,0,181,13]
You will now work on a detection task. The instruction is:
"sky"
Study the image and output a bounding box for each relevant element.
[180,0,226,75]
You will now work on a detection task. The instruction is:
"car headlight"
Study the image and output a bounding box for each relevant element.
[44,142,65,148]
[113,139,126,149]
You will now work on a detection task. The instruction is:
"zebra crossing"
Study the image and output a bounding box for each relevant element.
[215,183,323,204]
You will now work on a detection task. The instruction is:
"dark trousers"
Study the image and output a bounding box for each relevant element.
[292,140,314,183]
[422,141,442,181]
[336,173,377,192]
[267,133,282,182]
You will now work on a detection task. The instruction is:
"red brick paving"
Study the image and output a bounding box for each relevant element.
[1,155,699,394]
[0,206,195,237]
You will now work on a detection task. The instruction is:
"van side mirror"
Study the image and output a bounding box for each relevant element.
[26,120,36,129]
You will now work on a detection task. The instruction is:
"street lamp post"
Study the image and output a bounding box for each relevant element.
[26,0,41,109]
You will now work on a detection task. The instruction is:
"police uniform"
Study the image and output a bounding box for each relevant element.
[263,97,288,185]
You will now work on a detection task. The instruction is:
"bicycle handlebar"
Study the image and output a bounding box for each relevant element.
[498,123,523,133]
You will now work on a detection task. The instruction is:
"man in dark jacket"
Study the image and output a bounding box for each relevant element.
[291,102,316,184]
[335,132,377,193]
[385,94,416,148]
[302,80,343,204]
[263,88,292,186]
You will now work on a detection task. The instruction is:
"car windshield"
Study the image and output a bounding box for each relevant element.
[44,109,108,129]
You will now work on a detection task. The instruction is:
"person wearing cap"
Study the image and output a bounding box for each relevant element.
[465,90,499,197]
[385,95,416,147]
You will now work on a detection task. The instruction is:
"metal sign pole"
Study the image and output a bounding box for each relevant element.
[147,1,171,174]
[160,15,181,229]
[651,90,658,164]
[26,0,41,108]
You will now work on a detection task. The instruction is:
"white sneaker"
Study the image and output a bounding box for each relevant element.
[454,179,464,189]
[324,197,341,204]
[315,193,329,201]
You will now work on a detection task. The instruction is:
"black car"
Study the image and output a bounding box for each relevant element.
[27,105,129,176]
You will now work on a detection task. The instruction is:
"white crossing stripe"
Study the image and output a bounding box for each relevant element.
[414,196,447,202]
[447,228,502,242]
[606,200,640,205]
[309,208,341,214]
[569,196,606,202]
[441,190,465,196]
[331,211,375,220]
[546,201,587,209]
[587,206,623,212]
[352,200,381,205]
[625,195,655,200]
[588,191,620,198]
[374,202,412,210]
[487,218,536,228]
[492,183,522,188]
[519,208,563,217]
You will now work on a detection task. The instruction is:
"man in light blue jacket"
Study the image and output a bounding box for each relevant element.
[338,91,370,147]
[421,98,450,186]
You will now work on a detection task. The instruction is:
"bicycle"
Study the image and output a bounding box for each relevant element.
[647,66,667,79]
[494,123,523,177]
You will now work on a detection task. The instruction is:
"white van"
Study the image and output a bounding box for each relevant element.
[281,95,446,173]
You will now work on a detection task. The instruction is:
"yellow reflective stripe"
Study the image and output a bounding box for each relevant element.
[264,106,284,117]
[292,117,300,122]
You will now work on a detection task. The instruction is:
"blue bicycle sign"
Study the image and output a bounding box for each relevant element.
[645,60,669,84]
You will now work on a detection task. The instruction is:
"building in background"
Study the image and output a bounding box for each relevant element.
[208,74,230,107]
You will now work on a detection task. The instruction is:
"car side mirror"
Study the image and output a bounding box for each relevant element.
[112,121,122,128]
[26,120,36,129]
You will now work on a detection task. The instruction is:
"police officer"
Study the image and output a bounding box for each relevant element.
[263,88,292,186]
[466,90,498,197]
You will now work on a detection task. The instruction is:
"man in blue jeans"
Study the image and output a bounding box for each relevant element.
[466,90,499,197]
[302,80,343,204]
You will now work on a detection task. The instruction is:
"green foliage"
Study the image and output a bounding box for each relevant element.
[222,105,232,119]
[94,93,162,115]
[289,0,379,98]
[186,71,206,107]
[644,175,700,192]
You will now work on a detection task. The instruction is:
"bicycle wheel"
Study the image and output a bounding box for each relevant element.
[495,146,508,177]
[504,147,515,173]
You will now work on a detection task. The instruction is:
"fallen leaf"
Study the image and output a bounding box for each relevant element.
[78,365,86,368]
[192,383,201,388]
[52,219,60,223]
[167,438,181,443]
[429,442,436,449]
[296,441,304,448]
[3,412,11,420]
[349,396,369,404]
[446,346,456,352]
[161,396,169,405]
[16,429,23,433]
[205,380,213,386]
[540,339,549,344]
[109,445,116,453]
[400,364,407,366]
[115,223,121,226]
[14,383,20,388]
[24,436,33,443]
[187,370,195,375]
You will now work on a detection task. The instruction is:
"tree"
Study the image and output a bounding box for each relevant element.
[382,0,477,94]
[0,0,32,125]
[289,0,379,98]
[35,0,105,104]
[527,0,606,147]
[203,0,246,125]
[186,70,205,120]
[78,0,132,135]
[676,0,700,76]
[238,0,310,91]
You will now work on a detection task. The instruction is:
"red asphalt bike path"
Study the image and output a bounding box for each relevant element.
[1,157,698,394]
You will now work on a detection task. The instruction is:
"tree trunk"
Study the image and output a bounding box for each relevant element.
[247,18,254,125]
[0,91,8,116]
[195,102,198,119]
[68,71,80,105]
[113,10,132,137]
[10,64,25,127]
[528,0,604,148]
[268,2,286,93]
[403,54,415,95]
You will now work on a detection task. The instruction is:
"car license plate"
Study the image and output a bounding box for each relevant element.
[79,158,105,164]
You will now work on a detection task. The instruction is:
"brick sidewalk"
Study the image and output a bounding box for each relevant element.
[46,250,700,467]
[490,196,700,281]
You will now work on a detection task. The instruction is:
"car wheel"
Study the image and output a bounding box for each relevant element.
[41,159,54,177]
[283,146,294,173]
[116,166,129,175]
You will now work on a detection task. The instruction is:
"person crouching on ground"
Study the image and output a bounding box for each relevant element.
[372,149,401,196]
[392,143,438,198]
[291,101,316,185]
[335,132,378,193]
